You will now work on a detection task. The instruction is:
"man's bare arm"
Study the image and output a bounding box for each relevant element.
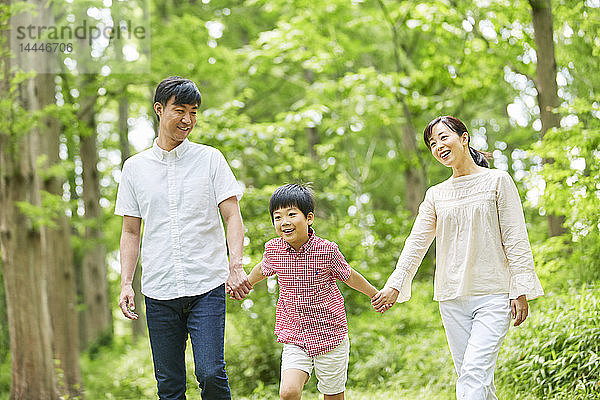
[219,196,251,300]
[119,215,141,320]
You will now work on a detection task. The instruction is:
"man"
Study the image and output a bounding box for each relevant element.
[115,76,252,399]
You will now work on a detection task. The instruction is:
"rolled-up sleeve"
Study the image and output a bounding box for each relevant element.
[261,242,277,277]
[115,160,141,218]
[385,188,437,302]
[497,172,544,300]
[212,149,243,205]
[329,244,352,282]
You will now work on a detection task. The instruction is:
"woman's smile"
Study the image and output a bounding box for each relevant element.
[439,149,451,160]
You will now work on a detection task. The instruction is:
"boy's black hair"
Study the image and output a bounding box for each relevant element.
[269,183,315,223]
[153,76,202,120]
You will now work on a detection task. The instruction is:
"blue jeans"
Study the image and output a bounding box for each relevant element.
[145,284,231,400]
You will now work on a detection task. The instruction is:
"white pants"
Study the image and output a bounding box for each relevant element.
[439,294,511,400]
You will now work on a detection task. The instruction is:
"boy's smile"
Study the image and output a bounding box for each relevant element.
[273,206,314,251]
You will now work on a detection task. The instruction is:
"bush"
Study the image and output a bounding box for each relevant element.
[497,285,600,399]
[0,357,9,400]
[225,281,281,397]
[347,280,454,395]
[229,279,456,399]
[79,335,156,400]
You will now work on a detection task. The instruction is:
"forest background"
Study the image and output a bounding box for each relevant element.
[1,0,599,399]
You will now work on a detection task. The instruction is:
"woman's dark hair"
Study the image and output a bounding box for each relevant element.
[423,115,490,168]
[269,183,315,223]
[153,76,202,120]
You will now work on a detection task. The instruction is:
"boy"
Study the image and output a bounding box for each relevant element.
[238,183,378,400]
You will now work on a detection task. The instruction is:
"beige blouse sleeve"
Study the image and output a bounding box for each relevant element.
[497,172,544,300]
[385,188,437,302]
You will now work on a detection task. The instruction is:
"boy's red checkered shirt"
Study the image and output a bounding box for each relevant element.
[261,230,352,357]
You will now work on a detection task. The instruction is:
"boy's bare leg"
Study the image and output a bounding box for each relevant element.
[324,392,344,400]
[280,369,309,400]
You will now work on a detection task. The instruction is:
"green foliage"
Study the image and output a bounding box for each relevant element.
[0,264,8,365]
[0,358,8,400]
[79,336,156,399]
[497,286,600,399]
[0,335,8,397]
[14,190,76,230]
[532,123,600,284]
[2,0,600,398]
[226,286,281,394]
[348,281,454,395]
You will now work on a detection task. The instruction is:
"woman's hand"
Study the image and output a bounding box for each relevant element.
[371,287,399,313]
[510,294,528,326]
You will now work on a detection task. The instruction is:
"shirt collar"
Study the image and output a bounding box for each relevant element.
[152,138,190,161]
[286,227,315,254]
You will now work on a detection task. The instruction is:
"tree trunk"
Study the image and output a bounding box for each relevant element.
[375,0,427,216]
[59,102,85,349]
[38,73,84,397]
[303,69,320,160]
[0,264,8,364]
[63,130,87,351]
[306,126,319,160]
[118,91,146,339]
[400,102,427,216]
[79,81,112,347]
[529,0,567,237]
[0,6,58,395]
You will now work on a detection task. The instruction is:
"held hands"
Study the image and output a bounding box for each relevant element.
[510,294,528,326]
[119,285,138,320]
[371,287,399,313]
[226,267,253,300]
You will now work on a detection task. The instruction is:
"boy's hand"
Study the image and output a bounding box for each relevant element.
[226,267,252,300]
[371,287,399,313]
[369,292,391,313]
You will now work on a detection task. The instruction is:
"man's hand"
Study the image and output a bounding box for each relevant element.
[371,287,399,313]
[119,284,138,320]
[226,267,252,300]
[218,197,249,300]
[510,294,528,326]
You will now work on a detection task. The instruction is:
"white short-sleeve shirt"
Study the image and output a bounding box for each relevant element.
[115,138,243,300]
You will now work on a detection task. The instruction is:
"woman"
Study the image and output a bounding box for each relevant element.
[372,115,544,400]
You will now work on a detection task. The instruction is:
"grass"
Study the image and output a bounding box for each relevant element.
[2,281,598,399]
[76,280,456,399]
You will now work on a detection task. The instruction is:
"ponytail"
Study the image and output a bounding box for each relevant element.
[469,146,490,168]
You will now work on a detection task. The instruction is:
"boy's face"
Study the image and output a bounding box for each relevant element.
[272,206,314,251]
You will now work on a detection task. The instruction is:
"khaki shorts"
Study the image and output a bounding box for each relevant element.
[281,335,350,395]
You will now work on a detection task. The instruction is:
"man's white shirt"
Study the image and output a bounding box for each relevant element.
[115,138,243,300]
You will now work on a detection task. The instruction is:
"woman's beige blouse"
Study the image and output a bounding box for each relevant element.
[385,169,544,302]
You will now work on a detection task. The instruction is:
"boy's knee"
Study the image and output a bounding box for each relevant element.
[279,385,302,400]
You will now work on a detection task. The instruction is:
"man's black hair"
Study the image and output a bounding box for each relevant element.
[153,76,202,120]
[269,183,315,223]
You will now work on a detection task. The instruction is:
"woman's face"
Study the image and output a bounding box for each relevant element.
[428,122,469,167]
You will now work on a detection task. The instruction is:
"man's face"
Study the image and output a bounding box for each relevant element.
[154,96,198,144]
